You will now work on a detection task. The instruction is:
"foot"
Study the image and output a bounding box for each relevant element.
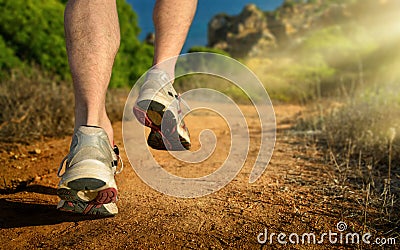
[57,126,122,216]
[133,68,191,151]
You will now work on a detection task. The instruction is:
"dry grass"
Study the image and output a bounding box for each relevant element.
[105,87,129,124]
[0,69,74,143]
[295,87,400,238]
[0,68,127,144]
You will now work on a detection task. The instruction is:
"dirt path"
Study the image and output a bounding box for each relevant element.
[0,105,367,249]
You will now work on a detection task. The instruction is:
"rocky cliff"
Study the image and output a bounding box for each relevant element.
[208,4,276,58]
[207,0,396,58]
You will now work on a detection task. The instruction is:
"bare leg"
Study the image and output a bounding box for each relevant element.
[153,0,198,78]
[65,0,120,144]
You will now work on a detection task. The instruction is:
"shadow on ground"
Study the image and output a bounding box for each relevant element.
[0,185,106,228]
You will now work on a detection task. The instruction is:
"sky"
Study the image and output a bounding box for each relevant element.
[127,0,284,51]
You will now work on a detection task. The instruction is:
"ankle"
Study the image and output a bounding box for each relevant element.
[74,111,114,145]
[100,119,114,146]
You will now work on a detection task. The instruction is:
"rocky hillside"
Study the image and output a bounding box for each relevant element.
[208,0,399,58]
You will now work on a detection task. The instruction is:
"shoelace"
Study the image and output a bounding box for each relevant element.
[57,145,124,177]
[113,145,124,174]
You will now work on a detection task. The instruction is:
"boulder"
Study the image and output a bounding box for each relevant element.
[208,4,276,58]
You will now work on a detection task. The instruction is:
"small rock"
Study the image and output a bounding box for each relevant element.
[29,148,41,155]
[11,164,21,169]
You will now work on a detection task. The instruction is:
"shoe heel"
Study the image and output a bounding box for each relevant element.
[92,187,118,204]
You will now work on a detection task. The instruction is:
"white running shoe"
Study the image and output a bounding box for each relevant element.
[57,126,123,216]
[133,68,191,151]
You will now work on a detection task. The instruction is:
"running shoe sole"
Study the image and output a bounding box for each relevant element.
[133,99,191,151]
[57,160,118,204]
[57,200,118,216]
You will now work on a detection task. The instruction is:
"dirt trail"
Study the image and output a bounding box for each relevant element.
[0,105,365,249]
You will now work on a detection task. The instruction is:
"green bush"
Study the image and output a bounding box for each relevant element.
[0,0,153,87]
[0,0,68,77]
[0,36,22,77]
[251,24,379,103]
[298,25,376,69]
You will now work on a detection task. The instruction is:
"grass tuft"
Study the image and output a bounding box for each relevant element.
[0,68,126,144]
[295,83,400,237]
